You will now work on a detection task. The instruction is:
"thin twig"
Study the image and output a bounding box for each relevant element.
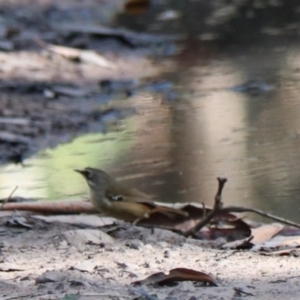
[220,206,300,229]
[1,186,18,209]
[184,178,227,237]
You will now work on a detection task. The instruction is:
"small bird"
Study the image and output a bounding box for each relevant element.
[75,167,188,224]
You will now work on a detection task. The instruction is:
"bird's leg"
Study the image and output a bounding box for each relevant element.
[132,212,150,226]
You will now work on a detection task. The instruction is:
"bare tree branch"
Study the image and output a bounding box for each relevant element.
[184,178,227,237]
[220,206,300,229]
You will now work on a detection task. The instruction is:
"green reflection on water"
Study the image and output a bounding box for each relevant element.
[0,130,132,200]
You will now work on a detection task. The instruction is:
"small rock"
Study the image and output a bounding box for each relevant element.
[72,261,97,273]
[126,239,144,250]
[163,250,170,258]
[36,271,68,284]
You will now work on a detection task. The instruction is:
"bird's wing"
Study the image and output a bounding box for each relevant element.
[106,184,154,200]
[111,195,188,217]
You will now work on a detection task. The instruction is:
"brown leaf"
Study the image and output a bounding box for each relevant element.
[139,203,251,240]
[251,223,283,245]
[132,268,218,286]
[222,223,283,249]
[199,217,251,241]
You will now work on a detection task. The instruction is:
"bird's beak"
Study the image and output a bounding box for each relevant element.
[74,169,86,176]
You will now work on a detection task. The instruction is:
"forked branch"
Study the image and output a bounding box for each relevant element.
[184,178,227,237]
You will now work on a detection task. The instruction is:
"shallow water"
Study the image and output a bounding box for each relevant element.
[1,37,300,222]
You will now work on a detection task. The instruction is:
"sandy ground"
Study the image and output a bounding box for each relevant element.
[0,212,299,300]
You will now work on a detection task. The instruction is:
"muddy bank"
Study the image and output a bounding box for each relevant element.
[0,0,177,164]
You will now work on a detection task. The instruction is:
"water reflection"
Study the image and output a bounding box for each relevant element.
[173,39,300,221]
[1,39,300,222]
[0,132,133,200]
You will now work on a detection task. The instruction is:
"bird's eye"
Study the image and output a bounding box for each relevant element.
[85,170,93,179]
[109,195,123,201]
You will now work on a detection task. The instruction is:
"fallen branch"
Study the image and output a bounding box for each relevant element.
[184,178,227,237]
[220,206,300,229]
[0,200,97,214]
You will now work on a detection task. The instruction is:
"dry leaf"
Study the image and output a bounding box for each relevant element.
[251,223,283,245]
[132,268,218,286]
[138,203,251,239]
[222,223,283,249]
